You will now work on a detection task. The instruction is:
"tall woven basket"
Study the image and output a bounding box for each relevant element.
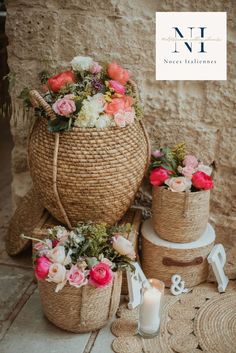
[38,271,122,333]
[28,84,150,229]
[152,187,210,243]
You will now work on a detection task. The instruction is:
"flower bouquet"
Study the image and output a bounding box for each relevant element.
[149,143,214,243]
[25,55,150,228]
[29,223,135,333]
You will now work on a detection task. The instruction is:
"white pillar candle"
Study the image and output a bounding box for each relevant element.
[139,281,163,335]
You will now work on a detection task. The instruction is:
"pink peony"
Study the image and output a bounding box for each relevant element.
[52,97,76,117]
[105,96,133,115]
[67,265,88,288]
[108,80,125,95]
[181,165,196,179]
[47,71,75,93]
[183,155,198,168]
[192,171,214,190]
[107,62,130,85]
[35,256,51,280]
[90,61,102,74]
[89,262,113,288]
[150,167,172,186]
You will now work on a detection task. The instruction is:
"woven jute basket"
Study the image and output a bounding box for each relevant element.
[28,83,150,229]
[38,271,122,333]
[152,187,210,243]
[141,219,215,288]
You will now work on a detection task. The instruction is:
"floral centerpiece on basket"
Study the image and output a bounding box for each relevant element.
[21,55,142,132]
[149,143,214,243]
[31,223,135,292]
[149,143,214,192]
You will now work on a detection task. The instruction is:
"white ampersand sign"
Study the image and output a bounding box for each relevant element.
[170,274,188,296]
[208,244,229,293]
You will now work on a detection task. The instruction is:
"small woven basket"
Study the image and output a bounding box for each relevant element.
[28,83,150,228]
[152,187,210,243]
[38,271,122,333]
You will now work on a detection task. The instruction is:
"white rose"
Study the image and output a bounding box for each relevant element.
[165,177,192,192]
[70,56,93,71]
[47,263,67,292]
[197,163,212,176]
[95,114,112,129]
[48,245,71,266]
[113,235,135,259]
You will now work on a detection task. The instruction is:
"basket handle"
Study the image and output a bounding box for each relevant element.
[29,90,56,121]
[162,256,203,267]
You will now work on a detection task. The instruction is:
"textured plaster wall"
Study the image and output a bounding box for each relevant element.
[5,0,236,242]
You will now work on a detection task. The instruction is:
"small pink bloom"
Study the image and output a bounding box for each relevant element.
[107,62,130,85]
[114,111,126,127]
[89,262,113,288]
[67,265,88,288]
[124,109,135,125]
[152,150,163,158]
[183,155,199,168]
[192,171,214,190]
[108,80,125,95]
[90,61,102,74]
[35,256,51,280]
[181,165,196,179]
[150,167,173,186]
[52,97,76,117]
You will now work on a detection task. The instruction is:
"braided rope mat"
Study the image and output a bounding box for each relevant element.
[111,281,236,353]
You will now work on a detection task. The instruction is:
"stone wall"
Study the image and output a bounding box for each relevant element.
[5,0,236,241]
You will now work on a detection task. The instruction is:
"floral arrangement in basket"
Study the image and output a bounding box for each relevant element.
[21,56,142,132]
[149,143,214,192]
[27,223,135,292]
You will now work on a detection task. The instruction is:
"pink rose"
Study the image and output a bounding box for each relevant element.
[114,111,126,127]
[105,96,133,115]
[192,171,214,190]
[107,62,130,85]
[89,262,113,288]
[35,256,51,280]
[179,165,196,179]
[183,155,199,168]
[165,176,192,192]
[67,265,88,288]
[52,97,76,117]
[108,80,125,95]
[150,167,172,186]
[90,61,102,74]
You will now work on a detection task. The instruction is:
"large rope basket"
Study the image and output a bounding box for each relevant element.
[28,88,150,228]
[152,187,210,243]
[38,271,122,333]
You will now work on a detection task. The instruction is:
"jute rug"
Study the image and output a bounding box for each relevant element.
[111,281,236,353]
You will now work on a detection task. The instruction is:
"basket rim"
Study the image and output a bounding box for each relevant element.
[153,186,210,197]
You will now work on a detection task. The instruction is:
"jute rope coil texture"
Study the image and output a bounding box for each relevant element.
[28,84,150,229]
[152,187,210,243]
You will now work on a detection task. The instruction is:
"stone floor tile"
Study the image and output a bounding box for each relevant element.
[0,248,32,269]
[91,319,116,353]
[0,265,33,322]
[0,290,91,353]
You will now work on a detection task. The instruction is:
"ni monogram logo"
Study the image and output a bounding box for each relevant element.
[172,27,207,53]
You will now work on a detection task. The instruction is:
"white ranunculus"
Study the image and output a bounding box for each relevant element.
[48,245,72,266]
[75,94,105,127]
[47,263,67,292]
[71,56,93,71]
[196,163,212,176]
[95,114,111,129]
[113,235,135,259]
[165,177,192,192]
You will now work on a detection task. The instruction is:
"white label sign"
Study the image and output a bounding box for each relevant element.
[156,12,227,80]
[208,244,229,293]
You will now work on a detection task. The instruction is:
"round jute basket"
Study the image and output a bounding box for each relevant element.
[38,271,122,333]
[28,84,150,229]
[152,187,210,243]
[141,219,215,288]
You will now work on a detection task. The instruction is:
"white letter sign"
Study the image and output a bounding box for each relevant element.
[208,244,229,293]
[126,262,148,309]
